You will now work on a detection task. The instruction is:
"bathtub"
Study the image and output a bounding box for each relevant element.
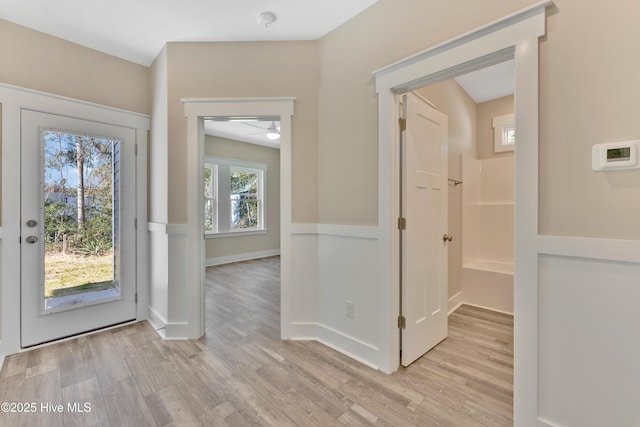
[461,259,514,314]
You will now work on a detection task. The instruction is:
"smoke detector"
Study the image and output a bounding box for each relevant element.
[257,11,277,28]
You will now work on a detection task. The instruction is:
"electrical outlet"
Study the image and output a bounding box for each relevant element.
[346,301,355,319]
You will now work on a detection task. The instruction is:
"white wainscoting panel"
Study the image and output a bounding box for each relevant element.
[148,222,191,339]
[318,226,380,368]
[288,224,381,368]
[290,227,319,330]
[148,222,169,331]
[538,248,640,427]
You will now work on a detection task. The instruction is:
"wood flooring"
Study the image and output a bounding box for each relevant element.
[0,256,513,426]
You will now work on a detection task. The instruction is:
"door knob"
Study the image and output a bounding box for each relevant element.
[443,234,453,242]
[25,236,38,244]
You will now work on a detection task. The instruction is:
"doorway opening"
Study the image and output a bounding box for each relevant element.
[202,116,281,258]
[182,98,294,342]
[395,61,517,422]
[399,60,516,367]
[373,4,547,424]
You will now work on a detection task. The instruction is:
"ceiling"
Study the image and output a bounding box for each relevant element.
[454,60,514,103]
[205,119,281,149]
[2,1,511,144]
[0,0,379,66]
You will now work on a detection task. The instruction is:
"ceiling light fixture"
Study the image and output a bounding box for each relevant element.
[266,121,280,140]
[257,11,277,29]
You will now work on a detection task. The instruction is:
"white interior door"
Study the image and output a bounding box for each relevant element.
[401,92,449,367]
[21,109,137,347]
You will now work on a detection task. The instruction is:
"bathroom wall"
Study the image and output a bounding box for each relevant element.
[464,157,514,264]
[460,96,515,314]
[477,95,514,160]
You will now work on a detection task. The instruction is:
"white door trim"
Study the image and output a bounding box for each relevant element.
[373,2,550,426]
[0,82,149,355]
[182,98,295,340]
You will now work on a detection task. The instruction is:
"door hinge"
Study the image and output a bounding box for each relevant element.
[398,217,406,230]
[398,118,407,132]
[135,293,138,304]
[134,144,138,155]
[398,316,406,329]
[134,218,137,230]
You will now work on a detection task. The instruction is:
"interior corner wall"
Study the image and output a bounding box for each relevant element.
[317,0,535,225]
[477,95,514,160]
[165,41,319,225]
[0,19,150,115]
[148,46,169,327]
[204,135,280,262]
[416,80,478,301]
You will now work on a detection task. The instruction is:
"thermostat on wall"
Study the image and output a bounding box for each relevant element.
[592,140,640,171]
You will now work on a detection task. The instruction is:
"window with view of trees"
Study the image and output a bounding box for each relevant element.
[204,157,266,236]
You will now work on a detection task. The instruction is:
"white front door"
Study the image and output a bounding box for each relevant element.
[401,92,449,367]
[21,110,137,347]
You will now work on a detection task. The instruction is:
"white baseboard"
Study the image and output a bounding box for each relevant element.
[538,418,562,427]
[206,248,280,267]
[147,306,167,331]
[315,324,379,371]
[289,322,319,339]
[164,322,191,340]
[462,302,514,316]
[288,322,379,371]
[0,340,5,372]
[447,291,463,315]
[148,306,190,340]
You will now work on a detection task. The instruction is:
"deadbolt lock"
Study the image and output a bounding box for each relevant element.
[26,220,38,228]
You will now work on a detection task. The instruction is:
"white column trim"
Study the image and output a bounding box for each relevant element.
[538,235,640,263]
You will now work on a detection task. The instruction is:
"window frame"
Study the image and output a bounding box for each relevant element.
[492,113,515,153]
[204,156,267,238]
[203,162,218,234]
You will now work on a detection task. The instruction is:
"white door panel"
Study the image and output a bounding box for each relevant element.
[401,92,448,367]
[21,110,137,347]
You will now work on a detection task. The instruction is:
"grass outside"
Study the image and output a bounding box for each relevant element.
[45,251,115,299]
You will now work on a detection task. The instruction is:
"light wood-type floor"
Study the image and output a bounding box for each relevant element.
[0,256,513,426]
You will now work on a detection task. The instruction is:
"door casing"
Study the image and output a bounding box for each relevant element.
[1,84,149,355]
[373,2,549,425]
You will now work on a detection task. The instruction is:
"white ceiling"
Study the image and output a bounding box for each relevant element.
[0,0,379,66]
[205,119,281,149]
[454,60,514,103]
[1,0,512,138]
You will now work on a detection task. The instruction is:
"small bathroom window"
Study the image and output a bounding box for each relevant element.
[493,113,515,153]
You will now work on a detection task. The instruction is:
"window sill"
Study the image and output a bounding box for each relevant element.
[205,229,268,239]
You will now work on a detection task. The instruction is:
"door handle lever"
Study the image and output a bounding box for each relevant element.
[443,234,453,242]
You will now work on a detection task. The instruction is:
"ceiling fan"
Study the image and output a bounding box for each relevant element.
[238,120,280,140]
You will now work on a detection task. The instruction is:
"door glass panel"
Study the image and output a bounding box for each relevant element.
[42,130,121,311]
